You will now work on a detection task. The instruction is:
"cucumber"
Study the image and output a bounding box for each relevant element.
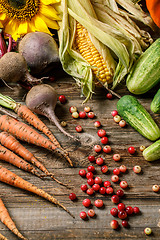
[117,95,160,141]
[150,88,160,113]
[143,140,160,161]
[126,38,160,94]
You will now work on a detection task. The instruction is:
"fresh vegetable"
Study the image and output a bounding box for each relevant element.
[146,0,160,28]
[117,95,160,141]
[0,115,73,166]
[0,233,8,240]
[18,32,60,75]
[25,84,78,141]
[143,139,160,161]
[126,38,160,94]
[0,198,27,240]
[0,165,74,218]
[150,88,160,113]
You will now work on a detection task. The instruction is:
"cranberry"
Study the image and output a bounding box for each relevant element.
[111,110,118,117]
[144,227,152,235]
[86,188,94,195]
[96,157,104,165]
[118,203,126,211]
[60,121,67,127]
[84,106,91,113]
[106,187,114,195]
[79,111,86,118]
[125,206,133,215]
[113,115,121,123]
[111,195,120,204]
[119,165,127,173]
[69,193,77,201]
[59,95,66,104]
[99,187,106,195]
[86,172,94,179]
[103,145,112,153]
[80,211,87,219]
[83,198,91,207]
[116,189,124,197]
[81,184,88,192]
[75,125,83,133]
[94,121,101,128]
[69,106,77,113]
[133,206,140,214]
[111,175,119,183]
[120,181,128,189]
[87,166,95,173]
[110,220,119,229]
[104,181,111,188]
[87,209,95,217]
[88,155,95,162]
[106,93,113,99]
[118,210,127,219]
[94,199,103,208]
[97,129,106,138]
[79,169,86,177]
[49,76,55,81]
[122,220,129,228]
[72,112,79,118]
[87,178,95,186]
[110,207,118,217]
[101,136,108,145]
[113,154,121,161]
[87,112,95,118]
[152,185,160,192]
[94,176,102,185]
[113,168,120,175]
[133,165,141,174]
[140,145,146,152]
[119,120,126,128]
[92,184,100,192]
[128,146,135,154]
[101,165,108,174]
[94,145,102,153]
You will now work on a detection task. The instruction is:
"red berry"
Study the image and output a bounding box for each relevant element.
[110,207,118,217]
[86,188,94,195]
[128,146,135,154]
[94,145,102,153]
[72,112,79,118]
[75,125,83,133]
[94,199,103,208]
[88,155,95,162]
[94,176,102,185]
[79,111,86,118]
[94,121,101,128]
[113,154,121,161]
[106,187,114,195]
[111,110,118,117]
[110,220,119,229]
[144,227,152,235]
[118,203,125,211]
[113,115,121,123]
[59,95,66,104]
[97,129,106,138]
[119,165,127,173]
[83,198,91,207]
[84,106,91,113]
[125,206,133,215]
[103,145,112,153]
[120,181,128,189]
[104,181,111,188]
[122,220,129,228]
[119,120,126,128]
[111,195,120,204]
[113,168,120,175]
[101,165,108,174]
[152,185,160,192]
[116,189,124,197]
[49,76,55,82]
[133,165,141,174]
[118,210,127,219]
[86,172,94,179]
[69,193,77,201]
[101,136,108,145]
[87,166,95,173]
[87,178,95,186]
[106,93,113,99]
[133,206,140,214]
[69,106,77,113]
[92,184,100,192]
[87,209,95,217]
[99,187,106,195]
[81,184,88,192]
[87,112,95,119]
[80,211,87,219]
[111,175,119,183]
[79,169,86,177]
[96,157,104,165]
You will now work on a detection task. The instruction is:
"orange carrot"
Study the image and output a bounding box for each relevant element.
[0,233,9,240]
[0,132,70,187]
[0,198,27,240]
[0,166,74,218]
[0,115,73,166]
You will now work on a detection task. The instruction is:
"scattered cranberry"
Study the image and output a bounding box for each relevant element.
[86,172,94,179]
[111,175,119,183]
[72,112,79,118]
[88,209,95,217]
[110,207,118,217]
[59,95,66,104]
[94,176,102,185]
[69,193,77,201]
[80,211,87,219]
[101,165,108,174]
[113,168,120,175]
[120,181,128,189]
[49,76,55,82]
[113,154,121,162]
[111,110,118,117]
[94,121,101,128]
[106,187,114,195]
[110,220,119,229]
[69,106,77,113]
[144,227,152,235]
[88,155,95,162]
[60,121,67,127]
[92,184,100,192]
[83,198,91,208]
[79,169,86,177]
[96,157,104,165]
[94,199,103,208]
[118,210,127,219]
[113,115,121,123]
[119,120,126,128]
[87,166,95,173]
[125,206,133,215]
[97,129,106,138]
[140,145,146,152]
[99,187,106,195]
[103,145,112,153]
[87,112,95,118]
[111,195,120,204]
[86,188,94,195]
[128,146,135,154]
[94,145,102,153]
[101,136,108,145]
[79,111,86,118]
[133,206,140,214]
[81,184,88,192]
[133,165,141,174]
[122,220,129,228]
[104,181,111,188]
[118,203,126,211]
[116,189,124,197]
[106,92,113,99]
[119,165,127,173]
[152,185,160,192]
[75,125,83,133]
[87,178,95,186]
[84,106,91,113]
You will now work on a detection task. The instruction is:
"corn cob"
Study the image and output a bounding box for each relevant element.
[74,21,114,85]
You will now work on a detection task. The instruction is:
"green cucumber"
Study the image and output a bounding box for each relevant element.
[126,38,160,94]
[117,95,160,141]
[143,140,160,161]
[150,88,160,113]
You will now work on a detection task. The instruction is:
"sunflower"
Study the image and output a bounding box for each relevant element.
[0,0,61,41]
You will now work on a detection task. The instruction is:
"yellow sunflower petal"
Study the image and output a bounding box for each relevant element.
[0,22,3,28]
[17,21,28,35]
[28,21,37,32]
[40,0,61,5]
[4,19,20,41]
[33,14,51,34]
[0,13,7,21]
[40,4,61,21]
[40,14,59,29]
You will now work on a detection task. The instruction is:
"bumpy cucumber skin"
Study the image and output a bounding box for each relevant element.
[126,38,160,95]
[117,95,160,141]
[143,140,160,161]
[151,88,160,113]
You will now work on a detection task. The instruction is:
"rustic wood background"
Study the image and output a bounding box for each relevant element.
[0,72,159,240]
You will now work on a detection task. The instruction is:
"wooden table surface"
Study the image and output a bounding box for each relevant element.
[0,74,159,240]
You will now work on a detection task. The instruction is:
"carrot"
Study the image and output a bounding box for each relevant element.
[0,132,70,188]
[0,166,74,218]
[0,233,9,240]
[0,198,28,240]
[0,115,73,166]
